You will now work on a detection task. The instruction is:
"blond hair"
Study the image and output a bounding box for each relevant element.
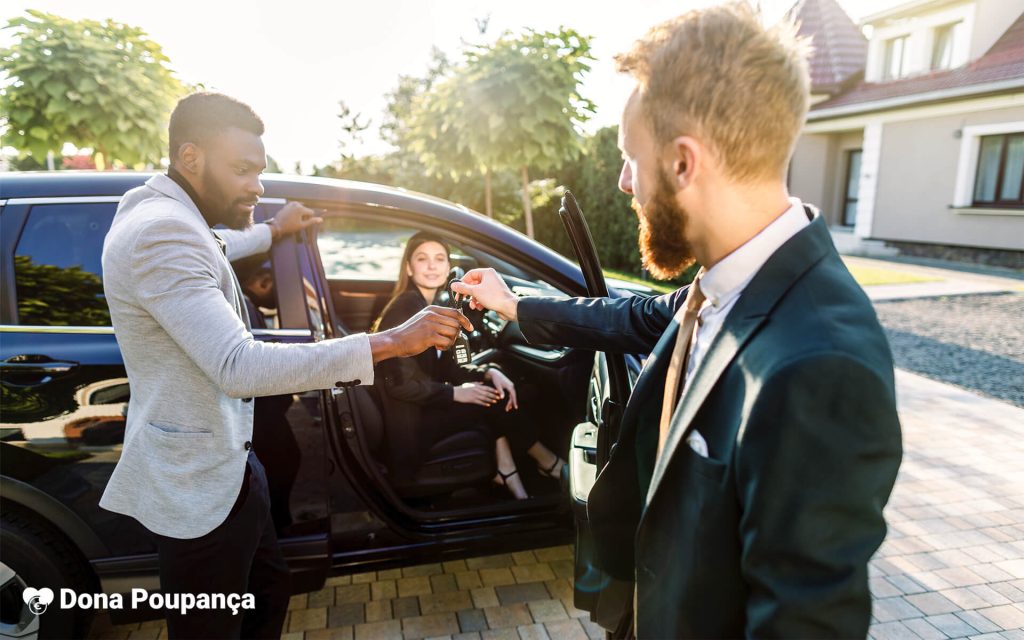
[615,2,811,182]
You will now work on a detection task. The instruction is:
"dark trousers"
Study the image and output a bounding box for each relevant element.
[151,451,291,639]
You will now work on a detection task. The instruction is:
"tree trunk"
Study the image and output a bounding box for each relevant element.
[520,166,534,238]
[484,167,493,218]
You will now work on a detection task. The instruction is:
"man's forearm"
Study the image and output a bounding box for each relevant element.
[517,289,683,354]
[368,331,400,364]
[217,223,273,261]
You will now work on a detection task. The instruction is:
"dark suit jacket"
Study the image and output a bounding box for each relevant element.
[518,213,903,638]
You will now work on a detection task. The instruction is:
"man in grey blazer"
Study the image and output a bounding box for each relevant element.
[100,92,471,639]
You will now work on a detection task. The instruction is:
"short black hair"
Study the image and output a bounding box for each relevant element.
[168,92,264,165]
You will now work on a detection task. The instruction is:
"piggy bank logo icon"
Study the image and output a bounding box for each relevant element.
[23,587,55,615]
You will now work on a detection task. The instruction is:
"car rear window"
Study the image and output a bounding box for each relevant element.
[14,203,116,326]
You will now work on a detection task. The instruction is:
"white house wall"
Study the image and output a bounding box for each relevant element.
[871,105,1024,251]
[855,122,884,239]
[865,1,976,82]
[789,134,835,221]
[791,130,867,227]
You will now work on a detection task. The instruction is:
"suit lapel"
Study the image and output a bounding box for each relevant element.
[641,212,834,509]
[609,304,687,467]
[212,231,252,330]
[146,175,251,330]
[644,311,766,504]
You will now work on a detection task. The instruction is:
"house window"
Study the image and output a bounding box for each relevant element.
[973,133,1024,207]
[883,35,910,80]
[931,22,962,70]
[842,150,862,226]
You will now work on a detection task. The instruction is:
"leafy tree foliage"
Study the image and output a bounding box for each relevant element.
[458,27,595,236]
[0,10,186,167]
[405,27,595,232]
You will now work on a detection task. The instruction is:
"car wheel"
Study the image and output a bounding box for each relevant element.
[0,508,95,640]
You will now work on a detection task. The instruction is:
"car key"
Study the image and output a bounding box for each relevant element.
[446,270,472,365]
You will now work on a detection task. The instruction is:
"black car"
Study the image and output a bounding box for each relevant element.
[0,172,645,638]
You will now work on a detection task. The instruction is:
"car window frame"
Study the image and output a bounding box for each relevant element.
[0,195,310,340]
[310,206,585,302]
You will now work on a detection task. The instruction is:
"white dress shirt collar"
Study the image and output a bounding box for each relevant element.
[698,197,811,311]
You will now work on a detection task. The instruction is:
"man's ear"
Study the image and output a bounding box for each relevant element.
[177,142,203,176]
[668,136,701,190]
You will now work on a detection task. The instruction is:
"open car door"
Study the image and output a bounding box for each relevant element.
[557,192,635,628]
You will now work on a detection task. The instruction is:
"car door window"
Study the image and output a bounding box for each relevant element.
[13,203,116,326]
[317,216,481,333]
[317,218,421,281]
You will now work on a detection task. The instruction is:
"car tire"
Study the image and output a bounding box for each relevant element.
[0,506,95,640]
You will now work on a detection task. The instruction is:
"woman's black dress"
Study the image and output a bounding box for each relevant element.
[374,289,539,482]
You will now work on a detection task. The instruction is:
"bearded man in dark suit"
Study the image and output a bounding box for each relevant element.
[454,4,903,638]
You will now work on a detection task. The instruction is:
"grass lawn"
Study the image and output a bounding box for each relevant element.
[844,263,941,287]
[603,269,677,294]
[605,263,941,293]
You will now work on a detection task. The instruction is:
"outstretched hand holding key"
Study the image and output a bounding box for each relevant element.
[445,268,472,365]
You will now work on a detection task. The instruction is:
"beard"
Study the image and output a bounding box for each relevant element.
[633,168,695,280]
[201,165,255,231]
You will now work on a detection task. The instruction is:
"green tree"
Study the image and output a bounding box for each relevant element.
[380,48,451,151]
[0,10,187,167]
[406,73,482,199]
[404,28,595,230]
[458,27,596,237]
[535,125,699,286]
[336,100,371,159]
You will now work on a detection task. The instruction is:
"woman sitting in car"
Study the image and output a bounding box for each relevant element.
[372,232,565,500]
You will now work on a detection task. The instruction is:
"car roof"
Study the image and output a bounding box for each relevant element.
[1,171,472,213]
[0,171,591,292]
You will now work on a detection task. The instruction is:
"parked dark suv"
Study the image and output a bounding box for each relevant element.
[0,172,646,638]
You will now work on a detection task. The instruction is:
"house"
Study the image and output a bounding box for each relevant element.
[788,0,1024,267]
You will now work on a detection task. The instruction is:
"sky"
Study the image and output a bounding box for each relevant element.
[1,0,902,171]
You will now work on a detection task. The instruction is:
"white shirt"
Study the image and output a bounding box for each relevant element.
[682,197,811,390]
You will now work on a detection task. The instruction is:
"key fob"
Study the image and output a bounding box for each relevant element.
[451,333,471,365]
[446,277,472,365]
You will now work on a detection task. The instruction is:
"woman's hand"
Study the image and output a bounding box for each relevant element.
[453,382,501,406]
[484,369,518,412]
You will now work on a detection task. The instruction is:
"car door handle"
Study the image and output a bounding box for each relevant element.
[0,359,79,386]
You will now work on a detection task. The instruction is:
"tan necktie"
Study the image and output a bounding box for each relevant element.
[656,269,705,459]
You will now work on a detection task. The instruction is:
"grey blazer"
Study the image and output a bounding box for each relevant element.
[99,174,374,539]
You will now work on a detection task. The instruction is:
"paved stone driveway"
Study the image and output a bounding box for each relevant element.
[866,371,1024,640]
[276,545,599,640]
[89,369,1024,640]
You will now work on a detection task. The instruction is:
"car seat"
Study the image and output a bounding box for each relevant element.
[346,385,496,498]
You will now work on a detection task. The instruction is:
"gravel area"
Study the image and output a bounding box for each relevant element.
[873,292,1024,407]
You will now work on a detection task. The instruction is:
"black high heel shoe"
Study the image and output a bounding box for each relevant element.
[494,469,529,500]
[538,457,566,479]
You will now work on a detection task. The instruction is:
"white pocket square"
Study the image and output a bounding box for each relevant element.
[686,430,709,458]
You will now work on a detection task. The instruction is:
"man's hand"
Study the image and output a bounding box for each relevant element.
[450,268,519,321]
[453,382,501,407]
[269,202,323,240]
[368,306,474,363]
[484,368,518,412]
